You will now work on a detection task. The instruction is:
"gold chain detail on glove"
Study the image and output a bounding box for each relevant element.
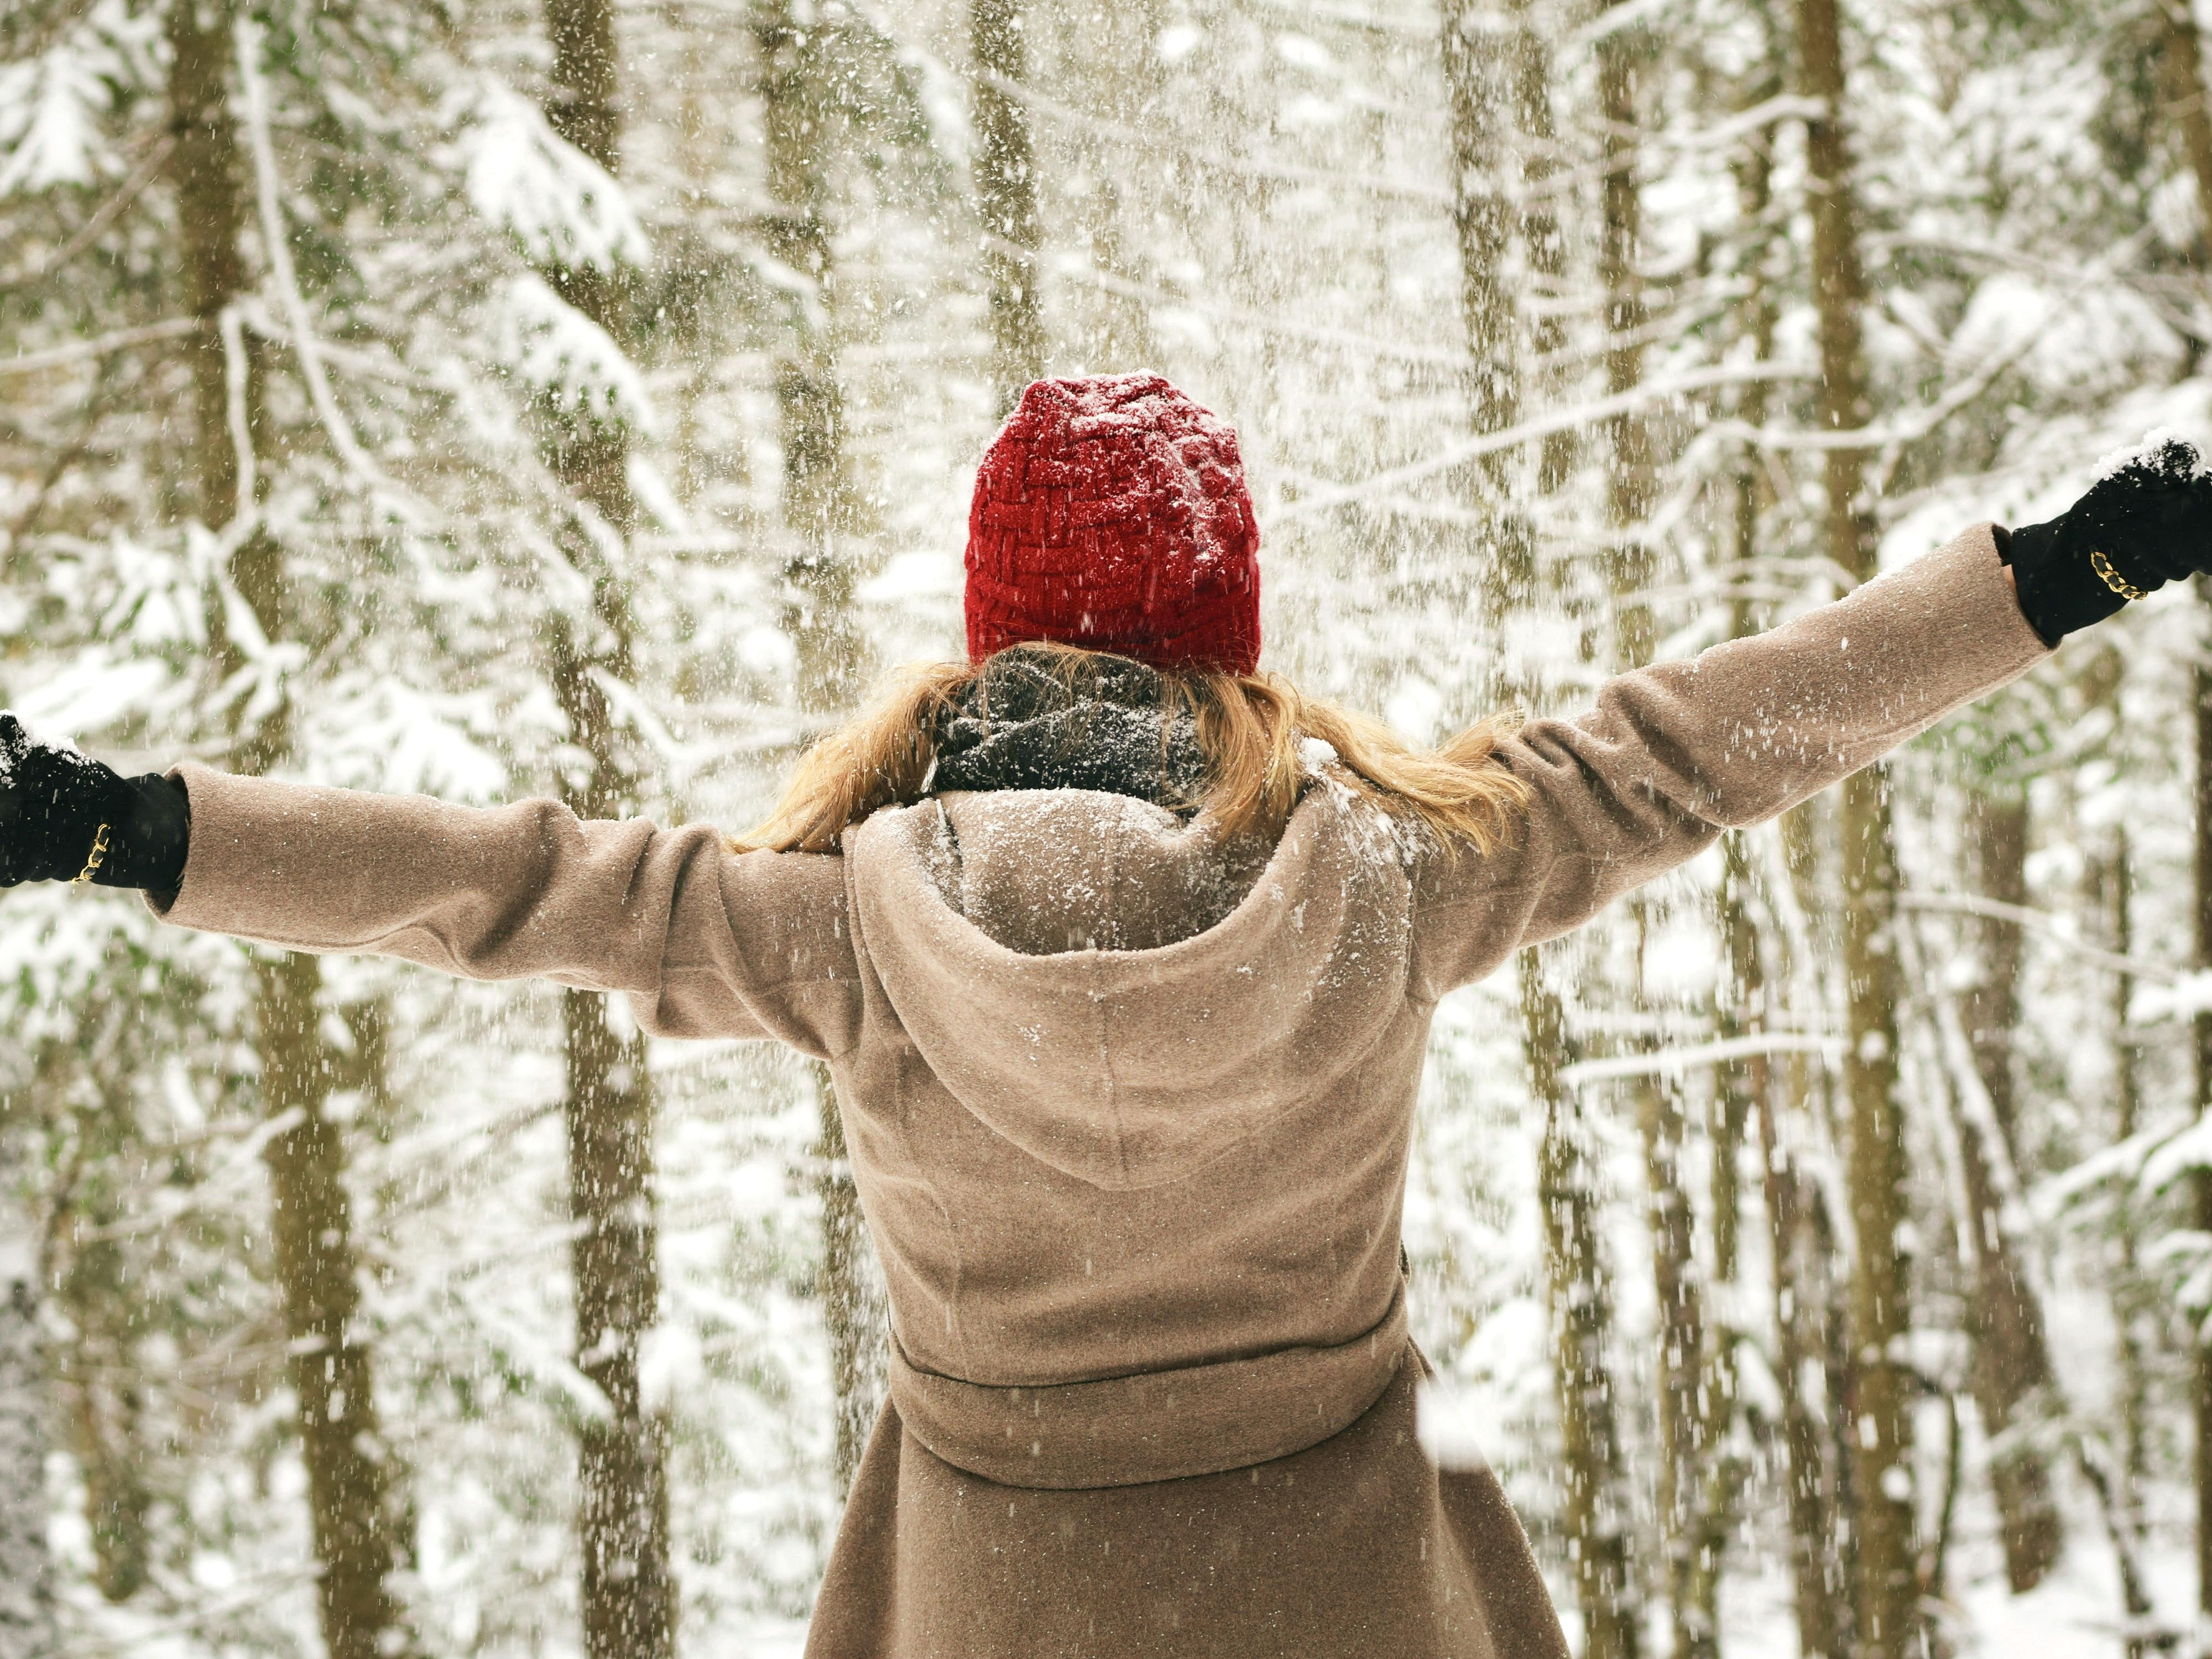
[2090,547,2148,603]
[73,822,111,885]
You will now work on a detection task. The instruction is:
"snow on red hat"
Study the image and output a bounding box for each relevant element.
[964,373,1262,674]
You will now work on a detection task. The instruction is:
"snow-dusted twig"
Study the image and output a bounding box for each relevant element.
[234,17,409,512]
[1898,910,2048,1286]
[976,69,1453,206]
[0,133,175,295]
[1709,225,2158,462]
[1564,0,1683,49]
[1558,1029,1841,1089]
[218,304,257,531]
[1042,247,1472,369]
[1266,361,1815,523]
[1245,0,1433,38]
[1514,95,1825,208]
[0,317,197,378]
[1896,890,2178,984]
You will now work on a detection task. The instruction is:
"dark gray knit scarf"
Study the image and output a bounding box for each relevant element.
[930,651,1208,812]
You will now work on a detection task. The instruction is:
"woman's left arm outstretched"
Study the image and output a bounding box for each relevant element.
[1412,438,2212,996]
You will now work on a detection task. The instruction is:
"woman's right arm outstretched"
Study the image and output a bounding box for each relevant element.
[0,733,862,1057]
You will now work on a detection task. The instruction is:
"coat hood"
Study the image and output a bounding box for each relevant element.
[843,784,1418,1192]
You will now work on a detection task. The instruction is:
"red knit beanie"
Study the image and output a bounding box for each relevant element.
[965,373,1262,674]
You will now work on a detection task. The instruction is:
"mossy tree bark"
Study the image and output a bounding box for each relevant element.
[2156,7,2212,1634]
[1595,14,1656,660]
[1525,952,1640,1659]
[1958,795,2063,1591]
[1726,63,1847,1651]
[2067,637,2158,1652]
[1794,1,1916,1649]
[1759,1058,1854,1659]
[1438,0,1550,600]
[0,1114,54,1659]
[1598,19,1729,1650]
[531,1,676,1652]
[1442,12,1635,1647]
[2197,599,2212,1648]
[168,9,411,1656]
[1702,43,1792,1640]
[44,1046,153,1609]
[1511,3,1573,497]
[1440,2,1519,454]
[258,952,413,1659]
[756,0,883,1496]
[972,0,1046,414]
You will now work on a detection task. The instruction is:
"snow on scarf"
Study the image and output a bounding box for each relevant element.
[930,651,1208,812]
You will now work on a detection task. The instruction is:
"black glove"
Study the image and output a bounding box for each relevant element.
[2000,435,2212,644]
[0,714,191,893]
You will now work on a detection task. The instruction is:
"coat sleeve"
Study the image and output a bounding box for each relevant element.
[1407,523,2053,998]
[149,768,864,1058]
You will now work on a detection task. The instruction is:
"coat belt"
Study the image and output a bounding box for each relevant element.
[884,1279,1410,1490]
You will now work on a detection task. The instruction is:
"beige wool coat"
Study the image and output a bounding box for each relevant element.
[153,525,2049,1658]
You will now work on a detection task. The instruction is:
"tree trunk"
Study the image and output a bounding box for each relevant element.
[1704,83,1782,1634]
[1723,90,1840,1655]
[1962,799,2028,1155]
[546,607,673,1659]
[1440,3,1518,451]
[260,953,411,1659]
[1793,1,1915,1650]
[1958,795,2062,1592]
[1699,830,1761,1656]
[1510,3,1572,495]
[1438,0,1543,635]
[168,12,411,1656]
[1444,13,1634,1644]
[812,1064,885,1491]
[2163,0,2212,260]
[51,1141,152,1609]
[972,0,1046,414]
[168,0,251,529]
[1525,946,1640,1659]
[1839,771,1913,1658]
[757,1,883,1497]
[2104,817,2153,1659]
[1598,25,1723,1648]
[1635,1054,1715,1659]
[0,1134,53,1659]
[2197,600,2212,1651]
[2159,10,2212,1636]
[1761,1055,1853,1659]
[563,989,674,1659]
[759,1,864,703]
[1595,13,1655,663]
[530,3,678,1652]
[1760,1059,1852,1659]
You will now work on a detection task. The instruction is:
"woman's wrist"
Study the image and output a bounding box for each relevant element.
[101,771,191,893]
[1995,519,2127,646]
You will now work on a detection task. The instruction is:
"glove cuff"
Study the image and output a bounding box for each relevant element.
[92,773,191,893]
[2000,518,2132,646]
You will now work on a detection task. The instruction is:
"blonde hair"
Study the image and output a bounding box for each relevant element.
[733,642,1531,856]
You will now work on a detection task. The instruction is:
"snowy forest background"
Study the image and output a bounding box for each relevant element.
[11,0,2212,1655]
